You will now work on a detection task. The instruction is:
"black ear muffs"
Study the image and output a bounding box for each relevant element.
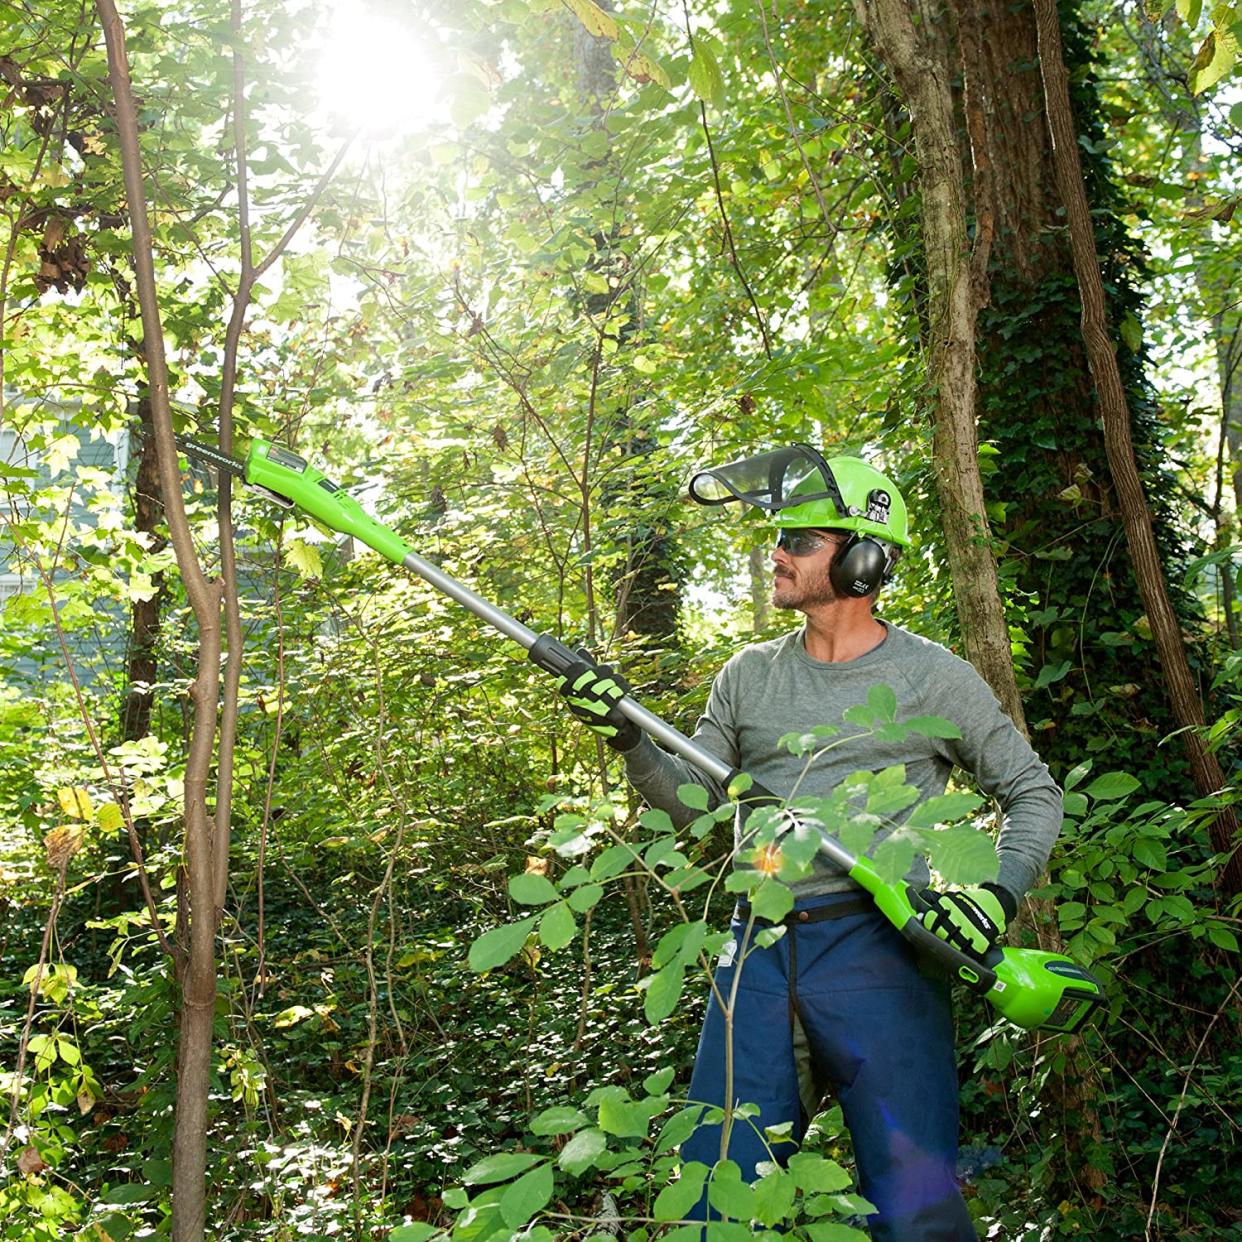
[829,536,890,597]
[828,487,898,597]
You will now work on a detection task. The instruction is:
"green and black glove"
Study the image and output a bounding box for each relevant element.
[557,658,642,752]
[914,885,1016,962]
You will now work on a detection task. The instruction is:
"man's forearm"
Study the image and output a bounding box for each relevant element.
[621,734,731,827]
[994,780,1064,901]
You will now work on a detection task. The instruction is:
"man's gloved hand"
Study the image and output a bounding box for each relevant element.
[914,885,1013,961]
[557,659,642,752]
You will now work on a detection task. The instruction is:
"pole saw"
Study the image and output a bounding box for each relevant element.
[176,434,1105,1035]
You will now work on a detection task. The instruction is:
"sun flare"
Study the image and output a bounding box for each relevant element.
[314,1,443,138]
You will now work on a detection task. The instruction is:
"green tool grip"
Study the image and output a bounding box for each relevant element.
[896,913,1001,993]
[846,854,1000,993]
[244,439,413,566]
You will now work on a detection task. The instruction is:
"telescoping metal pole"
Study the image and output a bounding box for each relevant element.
[400,548,736,787]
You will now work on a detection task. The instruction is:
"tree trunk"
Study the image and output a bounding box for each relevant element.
[862,0,1112,1194]
[749,545,770,634]
[96,5,223,1238]
[853,0,1028,732]
[1033,0,1241,897]
[952,0,1210,825]
[1219,313,1242,649]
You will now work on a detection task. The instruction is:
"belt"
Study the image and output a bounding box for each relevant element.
[734,894,878,1039]
[735,895,875,927]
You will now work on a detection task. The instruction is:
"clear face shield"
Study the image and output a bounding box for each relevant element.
[687,443,852,516]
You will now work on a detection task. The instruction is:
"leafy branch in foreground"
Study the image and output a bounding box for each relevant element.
[433,695,997,1239]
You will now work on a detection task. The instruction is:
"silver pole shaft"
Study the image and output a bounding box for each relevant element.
[401,550,735,785]
[615,697,734,783]
[402,551,539,648]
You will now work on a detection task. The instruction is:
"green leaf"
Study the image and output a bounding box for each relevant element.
[1033,659,1072,690]
[96,803,125,832]
[787,1152,852,1193]
[904,792,983,829]
[870,834,917,885]
[1132,837,1167,869]
[1085,771,1139,801]
[447,71,491,128]
[390,1227,442,1242]
[1176,0,1202,26]
[598,1093,666,1139]
[563,0,619,40]
[591,844,635,881]
[867,684,897,721]
[752,1167,797,1225]
[499,1161,553,1228]
[468,916,538,972]
[567,883,604,912]
[1062,761,1092,791]
[539,902,577,950]
[653,1161,709,1221]
[677,782,710,811]
[509,872,559,905]
[920,822,999,886]
[142,1157,172,1186]
[645,1066,676,1096]
[864,781,920,817]
[286,538,323,580]
[463,1152,545,1185]
[640,807,675,834]
[559,1127,607,1175]
[1118,311,1143,353]
[530,1106,588,1136]
[751,877,794,923]
[643,962,686,1024]
[803,1222,870,1240]
[102,1183,153,1205]
[653,921,692,969]
[1190,24,1238,94]
[688,44,725,109]
[655,1106,706,1153]
[1062,792,1089,818]
[706,1160,755,1220]
[842,703,876,729]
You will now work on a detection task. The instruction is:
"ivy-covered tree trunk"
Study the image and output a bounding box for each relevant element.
[1033,0,1241,896]
[853,0,1028,732]
[955,0,1188,793]
[859,0,1118,1196]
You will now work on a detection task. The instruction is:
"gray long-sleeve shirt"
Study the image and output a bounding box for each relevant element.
[622,621,1062,902]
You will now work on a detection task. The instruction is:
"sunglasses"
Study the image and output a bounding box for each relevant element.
[776,529,841,557]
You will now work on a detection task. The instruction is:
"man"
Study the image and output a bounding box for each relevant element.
[559,448,1062,1240]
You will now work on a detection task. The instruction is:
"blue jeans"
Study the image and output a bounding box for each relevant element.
[681,892,976,1241]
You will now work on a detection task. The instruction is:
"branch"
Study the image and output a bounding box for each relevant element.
[1145,970,1242,1239]
[679,0,771,358]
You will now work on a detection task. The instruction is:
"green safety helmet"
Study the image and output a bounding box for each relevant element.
[688,444,911,547]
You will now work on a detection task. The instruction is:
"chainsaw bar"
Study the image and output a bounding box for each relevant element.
[175,435,247,479]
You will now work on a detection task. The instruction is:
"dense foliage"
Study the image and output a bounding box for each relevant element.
[1,0,1240,1239]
